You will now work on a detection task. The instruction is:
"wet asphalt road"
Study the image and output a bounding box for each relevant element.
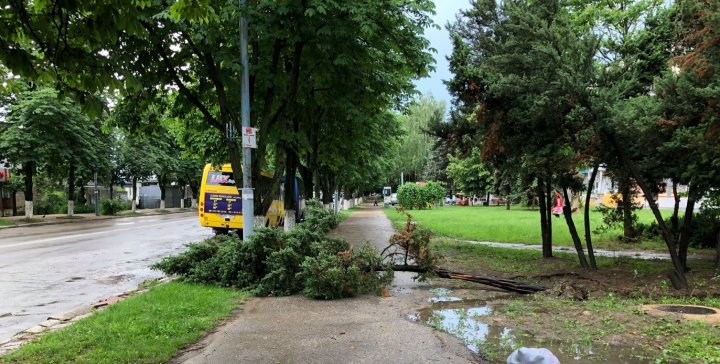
[0,212,211,343]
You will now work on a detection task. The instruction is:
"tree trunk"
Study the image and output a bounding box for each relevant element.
[546,176,553,249]
[67,163,75,217]
[284,147,299,230]
[607,132,688,289]
[715,230,720,275]
[12,189,17,216]
[24,161,34,218]
[620,180,634,240]
[108,173,114,202]
[159,176,166,209]
[132,176,138,212]
[678,190,697,272]
[584,163,599,270]
[563,188,589,269]
[537,177,552,258]
[671,180,680,238]
[506,199,510,210]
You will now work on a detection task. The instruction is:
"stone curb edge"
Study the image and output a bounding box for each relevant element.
[0,210,196,230]
[0,277,174,356]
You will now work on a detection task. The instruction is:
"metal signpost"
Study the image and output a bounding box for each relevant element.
[239,0,254,240]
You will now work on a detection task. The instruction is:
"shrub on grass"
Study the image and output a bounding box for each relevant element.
[101,199,130,215]
[397,181,447,209]
[35,191,65,215]
[397,183,424,209]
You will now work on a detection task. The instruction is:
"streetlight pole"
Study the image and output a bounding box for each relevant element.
[239,0,254,240]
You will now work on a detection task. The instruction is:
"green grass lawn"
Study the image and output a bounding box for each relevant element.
[385,205,677,250]
[0,219,14,227]
[1,282,248,364]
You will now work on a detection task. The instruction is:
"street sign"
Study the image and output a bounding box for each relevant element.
[242,127,257,148]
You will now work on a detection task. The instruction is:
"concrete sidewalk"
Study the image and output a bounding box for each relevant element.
[172,204,478,364]
[0,208,195,229]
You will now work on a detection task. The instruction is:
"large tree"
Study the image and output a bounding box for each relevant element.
[447,0,598,267]
[0,87,108,217]
[0,0,435,228]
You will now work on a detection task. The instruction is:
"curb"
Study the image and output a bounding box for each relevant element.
[0,210,197,230]
[0,277,174,356]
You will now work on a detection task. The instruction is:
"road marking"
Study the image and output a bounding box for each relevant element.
[0,218,199,250]
[114,222,135,226]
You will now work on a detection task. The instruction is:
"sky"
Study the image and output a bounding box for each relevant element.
[412,1,472,110]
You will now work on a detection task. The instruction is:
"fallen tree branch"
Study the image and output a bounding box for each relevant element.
[389,265,546,294]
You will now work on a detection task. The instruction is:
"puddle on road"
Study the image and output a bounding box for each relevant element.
[412,289,650,363]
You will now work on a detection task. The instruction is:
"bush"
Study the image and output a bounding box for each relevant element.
[423,181,446,206]
[152,203,393,299]
[397,181,447,210]
[35,191,66,215]
[73,204,97,213]
[397,183,424,209]
[300,199,338,233]
[101,199,131,215]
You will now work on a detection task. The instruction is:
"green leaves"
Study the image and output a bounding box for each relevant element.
[168,0,218,24]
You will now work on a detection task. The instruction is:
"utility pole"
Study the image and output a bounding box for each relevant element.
[239,0,254,240]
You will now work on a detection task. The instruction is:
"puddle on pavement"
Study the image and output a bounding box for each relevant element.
[412,289,650,363]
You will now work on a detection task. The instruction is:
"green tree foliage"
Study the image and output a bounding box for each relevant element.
[446,148,494,198]
[0,88,109,216]
[392,95,446,182]
[0,0,436,217]
[447,0,598,266]
[397,181,445,209]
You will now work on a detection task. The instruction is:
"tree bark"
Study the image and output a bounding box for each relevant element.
[678,189,697,272]
[12,189,17,216]
[67,163,75,217]
[584,163,599,270]
[607,132,688,289]
[24,161,34,203]
[24,161,34,218]
[620,180,635,240]
[159,175,167,209]
[671,180,680,237]
[132,176,138,212]
[546,176,553,250]
[563,188,589,269]
[537,177,552,258]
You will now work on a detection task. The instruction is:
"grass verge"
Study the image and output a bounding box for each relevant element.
[0,219,15,227]
[428,238,720,363]
[1,282,248,364]
[384,205,700,252]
